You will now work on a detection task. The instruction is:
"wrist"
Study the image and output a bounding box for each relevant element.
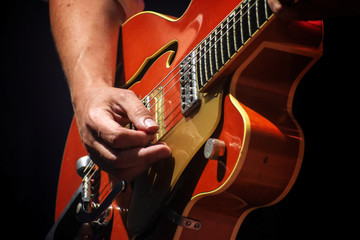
[70,81,111,118]
[67,60,116,116]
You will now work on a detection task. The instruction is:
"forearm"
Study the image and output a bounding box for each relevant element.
[49,0,125,111]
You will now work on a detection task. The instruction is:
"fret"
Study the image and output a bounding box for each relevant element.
[241,2,250,43]
[222,21,230,61]
[203,40,208,81]
[256,0,260,28]
[249,0,258,35]
[257,0,267,26]
[220,22,228,65]
[219,24,224,65]
[264,0,271,19]
[197,43,205,88]
[213,30,219,71]
[201,43,206,87]
[266,0,273,19]
[192,0,274,93]
[204,38,211,81]
[239,6,244,45]
[228,12,236,57]
[226,18,231,58]
[247,1,252,37]
[234,6,241,50]
[209,32,217,76]
[215,28,223,69]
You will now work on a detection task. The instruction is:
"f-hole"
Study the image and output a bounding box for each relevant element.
[123,40,179,89]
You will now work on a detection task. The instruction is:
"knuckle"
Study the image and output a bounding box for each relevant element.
[100,151,117,162]
[89,148,118,170]
[133,104,151,118]
[105,133,117,146]
[87,107,102,124]
[118,89,136,101]
[106,131,125,147]
[80,129,95,148]
[117,89,151,117]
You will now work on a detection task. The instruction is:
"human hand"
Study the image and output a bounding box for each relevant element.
[267,0,321,20]
[74,86,171,181]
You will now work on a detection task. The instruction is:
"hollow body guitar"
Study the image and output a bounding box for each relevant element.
[52,0,323,239]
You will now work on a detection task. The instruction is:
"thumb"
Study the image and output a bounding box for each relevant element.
[117,90,159,134]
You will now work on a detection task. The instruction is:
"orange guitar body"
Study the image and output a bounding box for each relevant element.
[53,0,323,239]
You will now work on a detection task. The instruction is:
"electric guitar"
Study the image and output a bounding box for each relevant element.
[47,0,323,239]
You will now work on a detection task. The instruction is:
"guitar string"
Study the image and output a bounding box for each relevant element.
[82,160,96,179]
[81,0,267,195]
[145,0,267,129]
[81,0,264,182]
[144,0,265,118]
[142,0,261,107]
[81,0,264,183]
[81,166,117,203]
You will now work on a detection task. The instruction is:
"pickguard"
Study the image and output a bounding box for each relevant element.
[127,88,224,236]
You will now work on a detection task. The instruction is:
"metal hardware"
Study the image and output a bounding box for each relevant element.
[166,209,202,230]
[204,138,226,160]
[180,51,201,116]
[76,156,92,177]
[76,180,126,223]
[142,86,165,141]
[92,205,113,227]
[75,156,127,223]
[46,157,126,240]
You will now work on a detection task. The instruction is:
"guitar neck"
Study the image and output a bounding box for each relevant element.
[178,0,273,116]
[142,0,274,139]
[186,0,273,90]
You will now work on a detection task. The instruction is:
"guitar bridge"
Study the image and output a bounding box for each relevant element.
[180,51,201,116]
[75,156,127,223]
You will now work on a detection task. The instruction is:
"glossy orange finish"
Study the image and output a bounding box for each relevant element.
[54,0,323,239]
[178,43,320,238]
[55,120,131,239]
[55,120,84,220]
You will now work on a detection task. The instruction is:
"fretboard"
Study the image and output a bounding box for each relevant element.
[195,0,273,90]
[179,0,273,115]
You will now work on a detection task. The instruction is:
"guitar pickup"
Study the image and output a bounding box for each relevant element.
[179,51,201,116]
[142,86,166,141]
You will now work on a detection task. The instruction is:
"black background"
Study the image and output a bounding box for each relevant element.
[2,0,359,239]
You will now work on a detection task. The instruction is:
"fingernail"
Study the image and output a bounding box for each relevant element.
[144,118,157,128]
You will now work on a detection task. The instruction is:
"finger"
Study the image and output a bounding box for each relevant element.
[87,140,171,181]
[111,143,172,181]
[86,137,171,169]
[114,142,171,169]
[87,108,155,149]
[114,90,159,134]
[97,125,155,149]
[267,0,304,19]
[268,0,284,14]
